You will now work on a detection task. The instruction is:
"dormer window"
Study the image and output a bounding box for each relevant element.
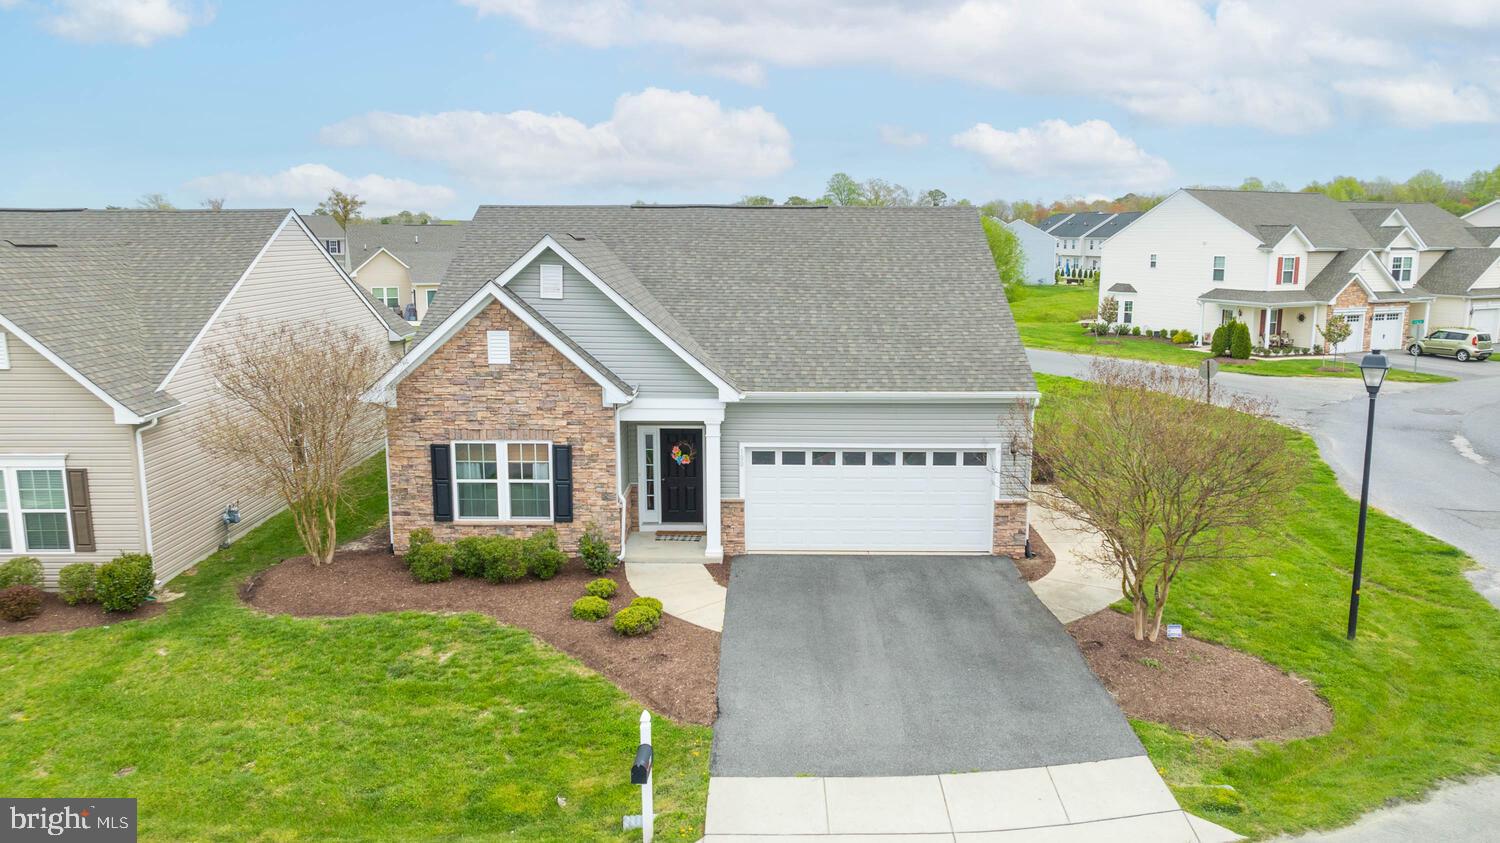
[1390,254,1414,284]
[1278,256,1299,285]
[324,239,343,255]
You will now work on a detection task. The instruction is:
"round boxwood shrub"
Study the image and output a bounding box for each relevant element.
[578,522,617,575]
[630,596,663,617]
[57,563,98,606]
[450,536,490,578]
[612,605,660,636]
[0,556,43,589]
[481,536,527,584]
[407,542,453,583]
[529,548,566,581]
[571,595,610,621]
[585,578,618,600]
[95,553,154,613]
[0,584,43,622]
[406,528,435,556]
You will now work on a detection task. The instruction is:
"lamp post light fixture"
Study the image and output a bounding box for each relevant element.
[1347,349,1390,640]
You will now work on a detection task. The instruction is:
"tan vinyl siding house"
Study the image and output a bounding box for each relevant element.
[0,209,413,587]
[302,216,466,324]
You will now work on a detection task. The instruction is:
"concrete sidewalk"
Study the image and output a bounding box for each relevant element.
[703,757,1240,841]
[624,561,726,632]
[1026,496,1120,624]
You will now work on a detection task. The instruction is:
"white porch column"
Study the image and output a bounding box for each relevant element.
[703,420,723,560]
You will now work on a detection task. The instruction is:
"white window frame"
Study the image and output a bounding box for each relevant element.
[0,456,73,555]
[1149,253,1158,268]
[1390,253,1414,284]
[1279,256,1297,285]
[1122,300,1134,324]
[539,264,564,300]
[451,440,553,523]
[1212,255,1225,282]
[371,286,400,309]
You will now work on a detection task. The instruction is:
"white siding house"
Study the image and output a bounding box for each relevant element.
[1003,218,1059,285]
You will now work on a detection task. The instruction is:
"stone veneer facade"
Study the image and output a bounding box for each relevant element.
[993,501,1029,557]
[721,499,745,557]
[1330,281,1408,353]
[387,300,621,554]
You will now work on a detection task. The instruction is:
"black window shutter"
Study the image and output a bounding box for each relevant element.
[552,444,573,523]
[430,444,453,522]
[66,469,96,552]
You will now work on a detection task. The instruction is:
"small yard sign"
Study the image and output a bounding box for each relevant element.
[1166,623,1184,640]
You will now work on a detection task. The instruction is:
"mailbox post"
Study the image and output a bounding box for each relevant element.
[624,710,654,841]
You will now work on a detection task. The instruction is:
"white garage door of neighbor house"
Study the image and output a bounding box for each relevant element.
[743,447,996,552]
[1473,308,1500,338]
[1370,311,1404,352]
[1333,311,1364,355]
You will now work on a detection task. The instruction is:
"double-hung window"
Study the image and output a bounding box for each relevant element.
[372,287,400,309]
[1279,257,1298,285]
[453,441,552,521]
[1122,300,1134,324]
[1149,253,1158,268]
[0,461,71,552]
[1391,255,1414,284]
[324,239,343,255]
[1212,256,1225,282]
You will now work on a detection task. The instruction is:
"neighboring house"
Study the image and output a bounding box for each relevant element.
[366,206,1038,564]
[1101,189,1500,352]
[302,216,465,323]
[1039,211,1143,275]
[1461,200,1500,245]
[1003,217,1058,285]
[0,209,413,586]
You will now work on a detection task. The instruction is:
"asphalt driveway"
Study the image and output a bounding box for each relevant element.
[711,555,1143,777]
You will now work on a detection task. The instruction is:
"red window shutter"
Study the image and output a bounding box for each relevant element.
[1294,256,1301,285]
[1275,258,1283,285]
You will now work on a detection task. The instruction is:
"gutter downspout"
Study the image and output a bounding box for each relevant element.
[134,417,160,555]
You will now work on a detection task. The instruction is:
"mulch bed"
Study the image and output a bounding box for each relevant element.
[708,558,731,588]
[1013,528,1056,583]
[241,550,720,725]
[0,594,165,637]
[1068,609,1332,742]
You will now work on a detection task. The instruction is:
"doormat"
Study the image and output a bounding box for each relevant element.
[656,533,704,542]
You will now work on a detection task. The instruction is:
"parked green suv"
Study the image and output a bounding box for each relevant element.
[1407,328,1493,362]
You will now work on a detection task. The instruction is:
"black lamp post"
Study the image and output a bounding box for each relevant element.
[1347,349,1390,640]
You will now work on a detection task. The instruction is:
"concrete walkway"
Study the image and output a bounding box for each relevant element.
[623,561,726,632]
[1027,496,1119,624]
[704,757,1241,842]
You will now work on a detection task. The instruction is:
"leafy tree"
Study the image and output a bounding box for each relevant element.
[317,188,365,233]
[1028,359,1295,641]
[1305,175,1366,201]
[783,195,813,205]
[919,188,949,207]
[1098,295,1119,329]
[1400,169,1449,204]
[1464,165,1500,207]
[200,197,225,212]
[862,178,912,207]
[739,195,775,206]
[136,192,175,210]
[1317,316,1353,369]
[822,172,866,206]
[1239,177,1265,191]
[981,216,1026,301]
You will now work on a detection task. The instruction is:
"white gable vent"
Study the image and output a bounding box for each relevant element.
[486,330,511,365]
[540,264,564,300]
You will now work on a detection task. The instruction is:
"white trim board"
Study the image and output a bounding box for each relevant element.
[351,246,410,276]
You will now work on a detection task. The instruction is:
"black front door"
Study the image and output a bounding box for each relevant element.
[660,428,703,523]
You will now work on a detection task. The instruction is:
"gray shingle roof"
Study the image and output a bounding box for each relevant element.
[1106,283,1137,293]
[1469,226,1500,246]
[1414,248,1500,296]
[1346,202,1487,249]
[0,208,407,418]
[1197,288,1324,306]
[1039,213,1072,232]
[299,216,466,286]
[1304,249,1430,302]
[1047,212,1115,238]
[1186,190,1379,248]
[1082,212,1143,239]
[427,206,1034,393]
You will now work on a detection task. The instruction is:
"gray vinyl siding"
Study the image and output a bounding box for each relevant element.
[0,330,147,585]
[141,224,396,582]
[720,402,1031,499]
[509,251,715,397]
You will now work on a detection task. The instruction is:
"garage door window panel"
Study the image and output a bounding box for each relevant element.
[781,451,806,465]
[750,450,775,465]
[963,452,988,466]
[903,452,927,466]
[871,451,896,466]
[841,451,866,465]
[811,451,836,466]
[932,451,957,466]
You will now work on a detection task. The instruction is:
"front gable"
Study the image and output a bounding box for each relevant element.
[1351,251,1403,294]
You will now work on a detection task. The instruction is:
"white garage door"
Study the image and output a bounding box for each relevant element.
[1370,310,1404,352]
[1332,311,1364,355]
[1473,307,1500,339]
[743,447,996,552]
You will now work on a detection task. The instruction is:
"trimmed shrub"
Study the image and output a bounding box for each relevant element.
[0,556,43,589]
[578,522,616,575]
[612,605,660,636]
[1172,329,1195,345]
[1210,323,1230,356]
[630,596,663,617]
[407,541,453,583]
[407,528,435,555]
[529,548,566,581]
[96,553,154,613]
[571,595,610,621]
[520,530,560,578]
[1130,325,1142,336]
[1231,321,1252,359]
[481,536,526,584]
[0,585,43,622]
[450,536,490,578]
[58,563,98,606]
[585,578,618,600]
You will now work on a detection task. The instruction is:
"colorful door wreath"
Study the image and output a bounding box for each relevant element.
[670,441,696,465]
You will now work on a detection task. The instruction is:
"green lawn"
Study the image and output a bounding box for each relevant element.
[1037,374,1500,839]
[0,456,711,842]
[1013,283,1453,383]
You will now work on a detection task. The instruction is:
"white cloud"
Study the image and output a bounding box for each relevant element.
[1335,77,1497,125]
[952,119,1172,190]
[38,0,209,46]
[184,164,458,217]
[319,87,793,191]
[878,124,927,148]
[461,0,1500,131]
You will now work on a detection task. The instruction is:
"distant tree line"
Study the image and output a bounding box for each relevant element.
[737,173,971,209]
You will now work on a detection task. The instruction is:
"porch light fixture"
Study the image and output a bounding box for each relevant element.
[1347,350,1388,640]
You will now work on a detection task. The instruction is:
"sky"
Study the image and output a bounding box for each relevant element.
[2,0,1499,217]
